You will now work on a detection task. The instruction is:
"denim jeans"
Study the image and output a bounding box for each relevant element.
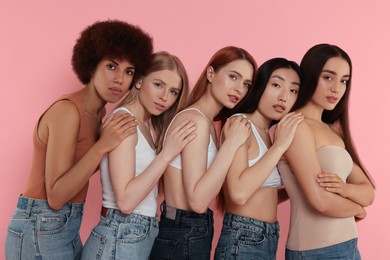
[214,213,279,260]
[285,238,361,260]
[150,202,214,260]
[5,196,84,260]
[81,208,158,260]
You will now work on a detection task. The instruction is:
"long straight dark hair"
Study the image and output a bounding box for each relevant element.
[296,43,374,187]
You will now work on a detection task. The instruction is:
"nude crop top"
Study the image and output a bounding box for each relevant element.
[100,107,158,217]
[164,108,217,170]
[231,114,282,188]
[279,145,357,251]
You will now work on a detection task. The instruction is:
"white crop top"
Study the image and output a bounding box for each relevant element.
[232,113,282,188]
[100,107,158,217]
[164,108,217,170]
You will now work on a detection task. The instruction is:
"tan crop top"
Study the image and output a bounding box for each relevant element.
[22,90,99,203]
[279,145,358,251]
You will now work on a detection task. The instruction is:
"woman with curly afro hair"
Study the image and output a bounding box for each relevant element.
[5,20,153,260]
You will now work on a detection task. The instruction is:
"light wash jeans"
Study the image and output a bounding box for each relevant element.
[150,202,214,260]
[214,213,280,260]
[81,208,158,260]
[285,238,361,260]
[5,196,84,260]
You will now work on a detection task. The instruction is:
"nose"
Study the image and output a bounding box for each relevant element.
[114,71,124,84]
[278,89,288,103]
[235,83,245,95]
[160,89,169,102]
[330,81,342,93]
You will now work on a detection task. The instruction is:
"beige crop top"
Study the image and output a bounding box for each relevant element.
[279,145,358,251]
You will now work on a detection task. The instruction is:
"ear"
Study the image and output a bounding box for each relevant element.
[134,78,143,90]
[206,66,214,83]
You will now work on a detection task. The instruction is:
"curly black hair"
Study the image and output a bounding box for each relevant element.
[72,20,153,84]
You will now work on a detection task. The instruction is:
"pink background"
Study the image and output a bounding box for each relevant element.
[1,1,389,259]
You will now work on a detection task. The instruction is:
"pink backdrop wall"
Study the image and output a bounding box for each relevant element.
[1,1,389,259]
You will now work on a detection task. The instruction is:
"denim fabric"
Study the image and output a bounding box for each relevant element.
[285,238,361,260]
[150,202,214,260]
[5,196,84,260]
[81,208,158,260]
[214,213,279,260]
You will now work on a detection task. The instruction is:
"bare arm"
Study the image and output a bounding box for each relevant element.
[226,112,303,205]
[317,163,374,207]
[44,101,137,210]
[182,115,251,213]
[285,122,366,218]
[110,119,197,214]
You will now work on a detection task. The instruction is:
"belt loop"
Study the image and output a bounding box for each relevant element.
[174,208,181,226]
[26,198,33,217]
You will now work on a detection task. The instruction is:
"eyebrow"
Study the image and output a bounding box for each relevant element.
[322,69,350,78]
[271,75,300,86]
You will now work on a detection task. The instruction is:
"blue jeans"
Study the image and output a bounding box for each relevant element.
[5,196,84,260]
[150,202,214,260]
[214,213,279,260]
[81,208,158,260]
[285,238,361,260]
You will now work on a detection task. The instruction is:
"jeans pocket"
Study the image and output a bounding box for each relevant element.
[150,237,178,259]
[82,229,108,260]
[117,222,149,244]
[37,213,69,235]
[5,228,23,260]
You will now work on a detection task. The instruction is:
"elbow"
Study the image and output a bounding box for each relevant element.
[116,199,134,215]
[308,196,330,214]
[230,192,248,206]
[361,191,375,207]
[47,197,65,211]
[188,199,209,214]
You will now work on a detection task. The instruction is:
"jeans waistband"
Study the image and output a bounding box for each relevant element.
[16,196,84,216]
[223,213,279,235]
[102,207,157,226]
[161,202,213,222]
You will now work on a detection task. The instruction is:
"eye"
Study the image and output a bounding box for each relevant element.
[154,82,162,88]
[341,79,349,85]
[229,74,238,80]
[243,82,252,89]
[272,83,280,88]
[170,90,179,96]
[323,75,333,81]
[107,64,116,70]
[290,89,299,94]
[126,69,135,76]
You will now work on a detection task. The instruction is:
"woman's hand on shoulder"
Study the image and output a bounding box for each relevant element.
[161,120,197,161]
[99,112,138,153]
[223,115,251,149]
[273,112,304,152]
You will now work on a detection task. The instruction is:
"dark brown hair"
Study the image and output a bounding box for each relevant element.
[72,20,153,85]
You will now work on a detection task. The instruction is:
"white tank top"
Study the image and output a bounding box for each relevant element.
[232,113,282,188]
[100,107,158,217]
[164,108,217,170]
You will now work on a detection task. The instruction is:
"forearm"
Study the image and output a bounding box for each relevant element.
[344,182,375,207]
[187,144,237,213]
[116,153,170,214]
[47,142,106,209]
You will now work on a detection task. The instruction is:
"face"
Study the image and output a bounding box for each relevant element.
[208,59,254,109]
[258,68,300,120]
[91,58,135,103]
[311,57,350,110]
[136,70,182,116]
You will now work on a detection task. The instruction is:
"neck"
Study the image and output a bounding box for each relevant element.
[249,110,271,132]
[300,101,324,122]
[124,99,151,125]
[82,87,106,117]
[191,95,223,122]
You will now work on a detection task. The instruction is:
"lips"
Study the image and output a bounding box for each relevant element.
[109,87,123,95]
[228,94,239,104]
[273,104,286,113]
[154,102,166,111]
[326,96,339,104]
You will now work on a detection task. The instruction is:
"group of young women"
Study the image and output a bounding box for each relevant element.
[5,19,375,260]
